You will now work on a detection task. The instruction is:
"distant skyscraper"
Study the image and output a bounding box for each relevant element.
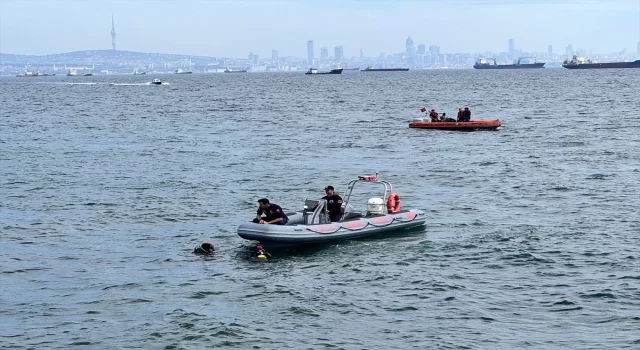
[417,44,426,55]
[406,36,415,57]
[360,48,364,58]
[637,42,640,56]
[548,45,553,58]
[566,44,574,57]
[508,39,514,54]
[334,46,344,61]
[320,47,328,59]
[307,40,314,66]
[110,15,116,50]
[272,50,279,61]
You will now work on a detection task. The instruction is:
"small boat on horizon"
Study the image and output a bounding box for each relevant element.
[562,55,640,69]
[67,69,92,76]
[305,68,343,75]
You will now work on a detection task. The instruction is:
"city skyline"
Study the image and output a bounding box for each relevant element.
[1,0,640,58]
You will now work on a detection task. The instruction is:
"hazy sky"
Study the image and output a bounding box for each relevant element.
[1,0,639,57]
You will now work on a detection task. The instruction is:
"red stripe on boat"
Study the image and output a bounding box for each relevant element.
[307,225,340,233]
[370,217,392,224]
[402,212,417,219]
[342,220,367,229]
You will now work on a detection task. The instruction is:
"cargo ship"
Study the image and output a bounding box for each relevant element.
[360,66,409,72]
[562,55,640,69]
[224,68,247,73]
[305,68,343,75]
[16,71,56,77]
[473,57,545,69]
[174,68,193,74]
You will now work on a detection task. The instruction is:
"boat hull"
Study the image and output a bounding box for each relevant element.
[562,60,640,69]
[409,119,501,131]
[238,209,426,248]
[473,63,545,69]
[361,68,409,72]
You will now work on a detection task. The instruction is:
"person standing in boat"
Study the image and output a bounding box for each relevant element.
[462,107,471,122]
[321,186,343,222]
[254,198,289,225]
[457,108,464,122]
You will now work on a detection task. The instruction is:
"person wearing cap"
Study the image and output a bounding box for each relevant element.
[253,198,289,225]
[194,242,215,255]
[322,186,343,222]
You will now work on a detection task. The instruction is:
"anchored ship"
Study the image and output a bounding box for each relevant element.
[305,68,343,75]
[473,57,545,69]
[360,66,409,72]
[562,55,640,69]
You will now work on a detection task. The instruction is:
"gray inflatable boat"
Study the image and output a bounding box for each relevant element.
[238,175,427,247]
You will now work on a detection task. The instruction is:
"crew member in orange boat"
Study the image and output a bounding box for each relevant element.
[429,109,439,122]
[462,107,471,122]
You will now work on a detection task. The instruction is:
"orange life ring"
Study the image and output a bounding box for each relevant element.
[386,193,401,213]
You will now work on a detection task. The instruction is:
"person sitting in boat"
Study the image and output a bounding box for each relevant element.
[193,242,215,255]
[440,113,456,122]
[322,185,344,222]
[429,109,439,122]
[253,198,289,225]
[462,107,471,122]
[457,108,464,122]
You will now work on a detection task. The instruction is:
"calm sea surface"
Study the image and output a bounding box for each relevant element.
[1,69,639,349]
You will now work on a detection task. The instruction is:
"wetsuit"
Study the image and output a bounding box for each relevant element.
[255,204,288,225]
[321,194,343,222]
[194,243,215,254]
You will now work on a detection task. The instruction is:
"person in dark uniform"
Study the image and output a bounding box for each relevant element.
[322,185,344,222]
[253,198,289,225]
[462,107,472,122]
[194,242,215,255]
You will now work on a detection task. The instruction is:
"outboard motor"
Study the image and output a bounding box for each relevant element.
[366,198,385,216]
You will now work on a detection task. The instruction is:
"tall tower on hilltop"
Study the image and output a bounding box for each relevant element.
[111,15,116,50]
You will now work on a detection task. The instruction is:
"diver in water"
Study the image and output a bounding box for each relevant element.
[255,245,271,260]
[193,242,215,255]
